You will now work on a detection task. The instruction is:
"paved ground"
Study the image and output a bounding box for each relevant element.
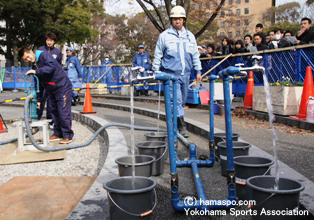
[1,90,314,219]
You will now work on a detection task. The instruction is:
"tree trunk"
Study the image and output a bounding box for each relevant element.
[5,19,14,67]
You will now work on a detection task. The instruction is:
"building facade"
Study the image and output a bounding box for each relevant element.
[191,0,275,40]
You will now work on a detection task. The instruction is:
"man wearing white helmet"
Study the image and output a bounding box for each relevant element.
[152,5,202,138]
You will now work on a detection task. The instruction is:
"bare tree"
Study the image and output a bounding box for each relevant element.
[131,0,226,38]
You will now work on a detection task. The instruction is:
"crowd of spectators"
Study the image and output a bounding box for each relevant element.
[198,17,314,58]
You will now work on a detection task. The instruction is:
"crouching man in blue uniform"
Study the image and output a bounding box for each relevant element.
[152,6,202,138]
[18,46,74,144]
[66,47,82,106]
[133,44,151,96]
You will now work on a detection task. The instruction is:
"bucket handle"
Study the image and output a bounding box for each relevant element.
[248,193,275,209]
[107,188,157,217]
[262,165,272,176]
[154,145,168,162]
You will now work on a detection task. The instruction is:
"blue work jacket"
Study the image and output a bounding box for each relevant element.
[66,55,82,82]
[152,25,201,76]
[132,52,150,70]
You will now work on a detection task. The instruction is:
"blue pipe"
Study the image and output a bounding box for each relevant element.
[173,79,178,144]
[192,162,207,202]
[218,66,239,201]
[176,144,214,167]
[163,79,177,175]
[155,72,237,212]
[209,75,218,143]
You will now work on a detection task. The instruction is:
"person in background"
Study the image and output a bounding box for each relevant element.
[218,37,233,55]
[255,23,266,45]
[38,32,62,65]
[295,17,314,45]
[132,44,151,96]
[265,34,271,46]
[284,30,293,37]
[101,54,114,90]
[244,34,254,51]
[38,32,62,129]
[229,40,235,52]
[206,44,216,57]
[234,40,248,54]
[152,6,202,138]
[268,30,275,42]
[65,47,82,106]
[284,30,295,46]
[253,33,268,51]
[199,46,208,58]
[18,46,73,144]
[269,28,291,49]
[197,46,203,57]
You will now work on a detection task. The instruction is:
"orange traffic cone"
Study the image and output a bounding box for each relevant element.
[80,84,97,114]
[243,71,254,109]
[0,114,8,133]
[290,66,313,120]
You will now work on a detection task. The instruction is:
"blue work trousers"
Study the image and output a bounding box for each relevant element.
[50,88,74,139]
[71,80,78,98]
[169,74,190,117]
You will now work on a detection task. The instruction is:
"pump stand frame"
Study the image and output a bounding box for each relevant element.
[17,120,51,152]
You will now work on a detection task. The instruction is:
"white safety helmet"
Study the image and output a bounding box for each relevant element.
[170,6,186,18]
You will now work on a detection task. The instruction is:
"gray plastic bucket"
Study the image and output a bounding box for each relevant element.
[217,100,225,115]
[234,156,273,201]
[214,133,240,161]
[136,141,167,176]
[217,141,250,176]
[144,132,168,160]
[104,176,157,220]
[115,155,155,177]
[247,176,305,220]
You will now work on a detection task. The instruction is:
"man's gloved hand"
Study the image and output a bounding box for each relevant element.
[36,102,41,109]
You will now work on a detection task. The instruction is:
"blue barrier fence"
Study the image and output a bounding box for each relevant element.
[200,45,314,96]
[1,45,313,96]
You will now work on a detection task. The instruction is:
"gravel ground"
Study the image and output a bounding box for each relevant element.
[0,120,107,186]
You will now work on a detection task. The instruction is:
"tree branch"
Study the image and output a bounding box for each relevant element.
[183,1,191,22]
[143,0,166,30]
[195,0,226,39]
[164,0,172,18]
[135,0,164,32]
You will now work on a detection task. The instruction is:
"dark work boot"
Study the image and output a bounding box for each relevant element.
[145,90,149,96]
[177,116,189,138]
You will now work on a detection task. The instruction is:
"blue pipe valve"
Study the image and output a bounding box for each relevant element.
[218,66,240,78]
[24,74,40,121]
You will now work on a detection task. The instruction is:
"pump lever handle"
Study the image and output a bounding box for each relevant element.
[235,63,245,67]
[252,55,263,60]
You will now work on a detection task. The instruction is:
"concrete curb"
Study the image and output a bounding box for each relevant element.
[67,111,129,219]
[82,94,314,131]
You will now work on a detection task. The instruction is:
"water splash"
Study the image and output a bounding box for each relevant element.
[262,74,279,190]
[130,85,135,188]
[157,83,161,132]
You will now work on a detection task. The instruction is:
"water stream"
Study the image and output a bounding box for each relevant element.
[130,85,136,188]
[262,74,279,190]
[157,83,161,132]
